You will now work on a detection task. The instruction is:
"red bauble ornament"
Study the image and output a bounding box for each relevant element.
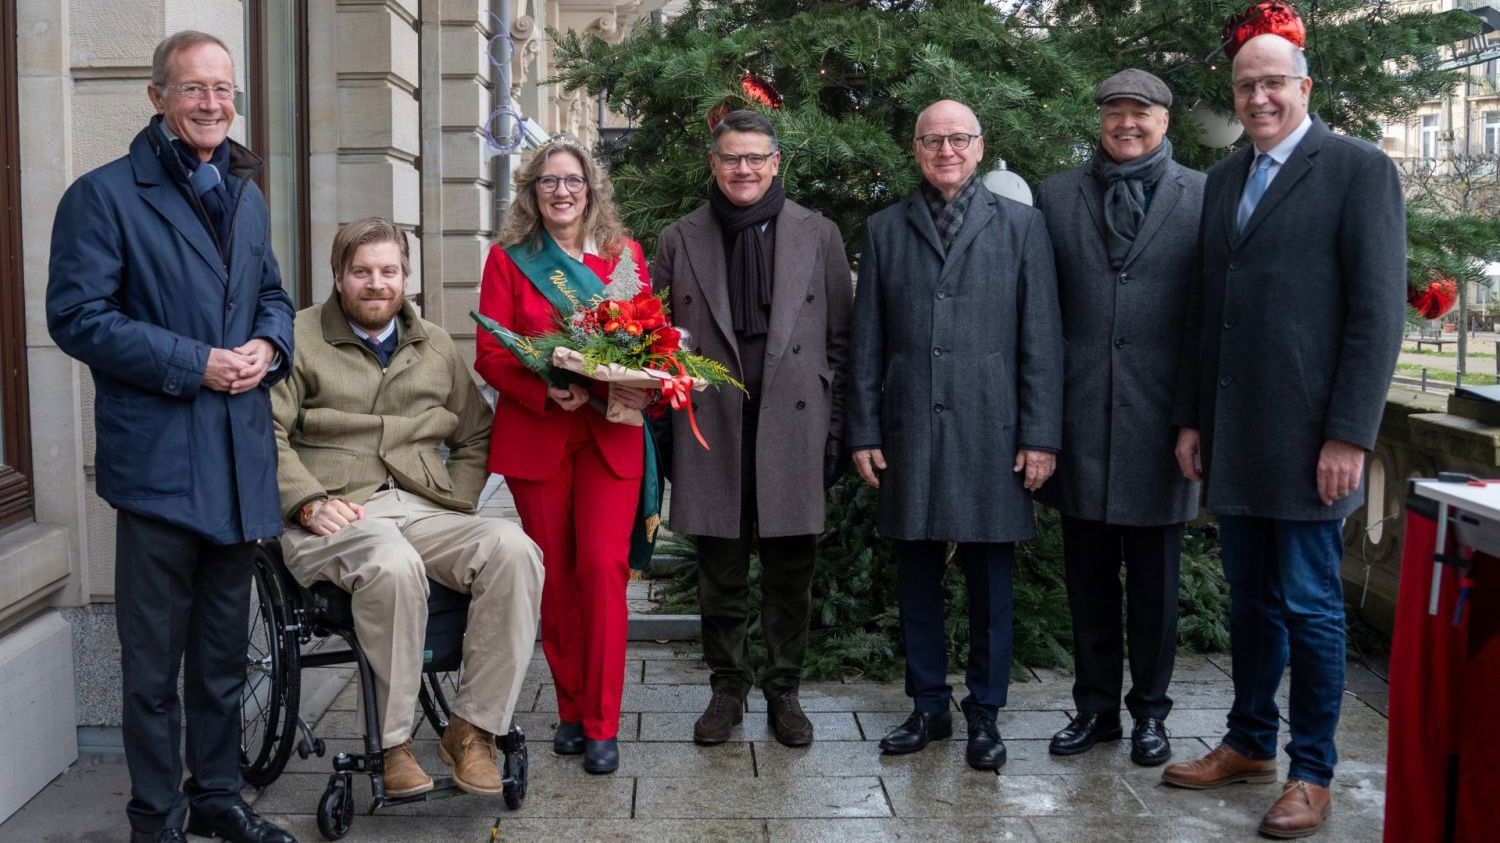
[740,70,783,109]
[1223,2,1307,59]
[1408,274,1459,320]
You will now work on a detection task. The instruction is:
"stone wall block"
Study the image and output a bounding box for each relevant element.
[337,82,420,155]
[441,182,492,232]
[69,80,155,177]
[442,235,492,280]
[441,76,492,126]
[439,24,492,79]
[440,129,489,181]
[336,156,422,226]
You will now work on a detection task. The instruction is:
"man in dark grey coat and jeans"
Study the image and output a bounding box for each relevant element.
[1165,35,1405,839]
[849,99,1063,771]
[1036,69,1204,769]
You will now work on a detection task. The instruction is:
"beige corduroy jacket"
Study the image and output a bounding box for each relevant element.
[272,298,493,524]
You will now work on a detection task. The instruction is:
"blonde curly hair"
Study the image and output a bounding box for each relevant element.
[497,136,631,261]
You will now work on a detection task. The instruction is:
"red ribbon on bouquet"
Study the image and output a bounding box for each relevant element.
[663,360,710,450]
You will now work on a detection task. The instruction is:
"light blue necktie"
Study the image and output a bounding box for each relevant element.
[1236,154,1273,236]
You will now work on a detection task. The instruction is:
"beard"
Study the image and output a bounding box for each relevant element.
[338,290,404,335]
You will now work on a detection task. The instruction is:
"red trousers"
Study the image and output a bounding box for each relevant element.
[507,426,636,740]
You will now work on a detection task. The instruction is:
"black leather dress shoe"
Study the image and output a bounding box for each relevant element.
[966,714,1007,770]
[1130,716,1172,766]
[185,801,297,843]
[879,710,953,755]
[131,830,188,843]
[1049,711,1123,756]
[583,737,620,774]
[554,720,585,755]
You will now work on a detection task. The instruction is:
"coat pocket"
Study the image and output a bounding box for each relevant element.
[298,447,357,493]
[94,392,191,498]
[420,450,455,492]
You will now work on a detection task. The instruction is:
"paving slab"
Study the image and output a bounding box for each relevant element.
[857,709,1072,741]
[755,739,973,778]
[250,772,509,817]
[491,818,767,842]
[536,683,714,713]
[640,711,862,742]
[745,682,922,713]
[641,658,712,684]
[513,711,639,742]
[883,772,1145,818]
[253,813,499,841]
[529,739,754,779]
[634,776,891,819]
[766,817,1037,841]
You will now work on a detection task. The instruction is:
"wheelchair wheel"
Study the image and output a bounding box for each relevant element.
[316,773,353,840]
[501,726,528,811]
[241,543,301,787]
[417,669,459,736]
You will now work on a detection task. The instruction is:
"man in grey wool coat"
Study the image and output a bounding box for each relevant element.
[1164,34,1406,839]
[848,99,1064,772]
[1036,68,1204,770]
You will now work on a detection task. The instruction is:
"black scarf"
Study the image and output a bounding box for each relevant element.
[1088,138,1172,270]
[709,177,786,337]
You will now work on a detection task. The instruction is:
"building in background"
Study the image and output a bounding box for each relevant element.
[0,0,675,822]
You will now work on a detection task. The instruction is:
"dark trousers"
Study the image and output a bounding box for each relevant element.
[116,510,254,833]
[1060,515,1182,721]
[893,540,1014,718]
[1218,515,1345,788]
[695,407,816,701]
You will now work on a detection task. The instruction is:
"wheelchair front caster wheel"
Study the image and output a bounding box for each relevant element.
[501,726,528,811]
[316,775,354,840]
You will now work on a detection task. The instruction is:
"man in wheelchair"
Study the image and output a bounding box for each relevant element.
[272,217,544,799]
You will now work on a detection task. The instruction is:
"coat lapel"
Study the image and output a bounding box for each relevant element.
[678,209,741,369]
[1219,145,1254,248]
[939,188,998,287]
[762,205,814,388]
[904,194,944,260]
[1078,173,1108,245]
[138,183,227,281]
[1235,120,1325,245]
[1121,165,1183,268]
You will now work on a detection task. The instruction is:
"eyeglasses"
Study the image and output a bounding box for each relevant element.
[915,133,979,152]
[535,175,588,193]
[1231,75,1303,98]
[165,83,238,102]
[713,152,774,170]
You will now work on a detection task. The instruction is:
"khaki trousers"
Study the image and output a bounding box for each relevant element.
[281,489,544,746]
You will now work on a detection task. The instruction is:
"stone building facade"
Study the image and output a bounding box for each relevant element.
[0,0,667,822]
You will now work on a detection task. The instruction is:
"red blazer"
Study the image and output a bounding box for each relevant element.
[475,239,650,481]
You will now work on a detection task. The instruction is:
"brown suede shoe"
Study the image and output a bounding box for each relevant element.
[381,740,434,798]
[1259,780,1332,839]
[693,692,744,745]
[1161,742,1278,789]
[767,691,814,746]
[437,714,504,795]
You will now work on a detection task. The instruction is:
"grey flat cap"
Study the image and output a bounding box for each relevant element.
[1094,69,1173,108]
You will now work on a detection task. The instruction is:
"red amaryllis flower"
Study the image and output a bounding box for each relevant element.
[630,291,667,330]
[648,326,682,357]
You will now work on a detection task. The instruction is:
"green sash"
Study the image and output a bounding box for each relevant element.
[503,232,662,572]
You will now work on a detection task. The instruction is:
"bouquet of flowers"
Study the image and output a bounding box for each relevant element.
[471,287,740,449]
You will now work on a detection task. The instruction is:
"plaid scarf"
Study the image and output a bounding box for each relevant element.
[922,173,981,254]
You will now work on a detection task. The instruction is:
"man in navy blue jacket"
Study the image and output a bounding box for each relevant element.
[46,31,295,843]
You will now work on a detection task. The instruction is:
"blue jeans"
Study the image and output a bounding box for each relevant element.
[1218,515,1345,787]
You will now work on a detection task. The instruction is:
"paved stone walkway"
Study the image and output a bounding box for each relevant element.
[242,645,1390,842]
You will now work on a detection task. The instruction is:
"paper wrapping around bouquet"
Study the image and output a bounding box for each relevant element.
[551,346,707,425]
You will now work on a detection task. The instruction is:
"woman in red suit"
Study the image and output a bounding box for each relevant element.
[475,136,652,774]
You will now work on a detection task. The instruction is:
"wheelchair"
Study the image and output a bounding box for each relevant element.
[239,540,528,840]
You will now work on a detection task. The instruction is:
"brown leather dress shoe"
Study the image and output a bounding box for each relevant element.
[381,739,435,798]
[1161,742,1278,789]
[767,692,814,746]
[1259,780,1331,839]
[693,692,744,745]
[438,714,504,795]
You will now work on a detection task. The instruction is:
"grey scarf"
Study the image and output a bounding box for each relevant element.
[921,174,981,254]
[1089,138,1172,269]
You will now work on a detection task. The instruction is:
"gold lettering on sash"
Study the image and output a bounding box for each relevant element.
[548,269,582,310]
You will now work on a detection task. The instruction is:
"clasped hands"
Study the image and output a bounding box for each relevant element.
[202,338,275,394]
[547,384,653,412]
[853,447,1056,491]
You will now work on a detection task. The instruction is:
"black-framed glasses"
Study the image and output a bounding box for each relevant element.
[713,152,775,170]
[915,132,979,152]
[535,175,589,193]
[165,83,238,101]
[1231,75,1302,98]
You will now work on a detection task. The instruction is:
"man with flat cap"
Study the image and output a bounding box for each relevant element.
[1037,68,1203,768]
